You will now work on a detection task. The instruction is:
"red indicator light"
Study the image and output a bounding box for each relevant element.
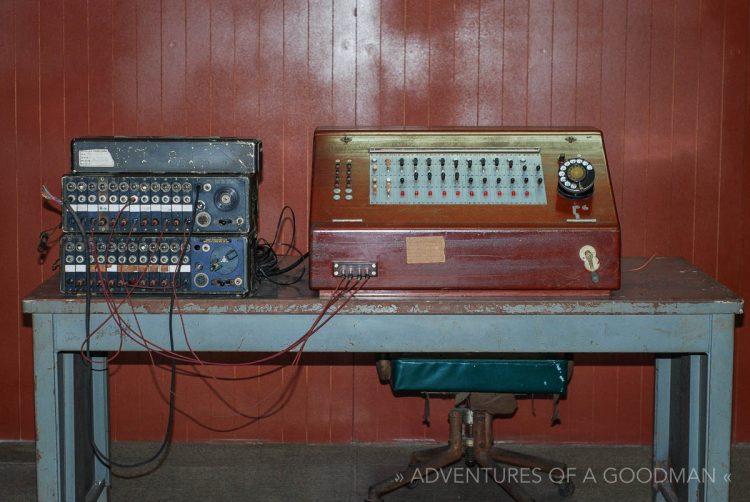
[511,190,516,197]
[456,191,461,196]
[428,190,433,197]
[400,190,405,197]
[469,191,475,197]
[483,191,488,197]
[524,190,529,197]
[442,191,447,197]
[415,190,419,196]
[497,191,502,196]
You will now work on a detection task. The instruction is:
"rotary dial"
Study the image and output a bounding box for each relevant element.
[558,157,595,199]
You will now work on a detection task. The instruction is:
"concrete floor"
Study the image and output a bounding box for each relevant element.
[1,441,749,501]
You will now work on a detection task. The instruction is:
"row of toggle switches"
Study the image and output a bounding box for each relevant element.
[369,153,548,205]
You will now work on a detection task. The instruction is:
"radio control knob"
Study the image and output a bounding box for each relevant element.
[454,172,460,182]
[427,171,432,181]
[414,172,419,181]
[441,172,446,181]
[510,178,515,184]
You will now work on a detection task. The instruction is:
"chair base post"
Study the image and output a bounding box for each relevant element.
[366,409,573,502]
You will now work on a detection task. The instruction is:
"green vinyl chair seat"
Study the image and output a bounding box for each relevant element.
[389,359,568,394]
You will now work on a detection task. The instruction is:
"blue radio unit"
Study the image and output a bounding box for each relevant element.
[61,174,256,235]
[60,234,249,295]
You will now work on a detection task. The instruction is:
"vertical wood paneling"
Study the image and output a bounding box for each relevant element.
[692,0,725,271]
[403,0,429,124]
[428,0,455,126]
[3,0,750,445]
[0,0,19,439]
[526,0,551,126]
[379,0,405,125]
[39,0,66,280]
[454,0,479,125]
[135,0,162,136]
[161,0,187,135]
[280,0,310,442]
[550,1,576,124]
[13,0,42,440]
[501,0,528,125]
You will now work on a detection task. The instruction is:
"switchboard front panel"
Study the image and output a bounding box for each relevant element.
[309,127,620,293]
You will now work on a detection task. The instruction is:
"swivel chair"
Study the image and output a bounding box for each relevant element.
[367,358,575,501]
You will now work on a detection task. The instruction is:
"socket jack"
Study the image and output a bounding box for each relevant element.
[332,261,378,279]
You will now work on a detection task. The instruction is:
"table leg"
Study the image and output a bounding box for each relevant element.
[653,356,671,502]
[32,314,62,501]
[90,356,110,501]
[703,314,734,501]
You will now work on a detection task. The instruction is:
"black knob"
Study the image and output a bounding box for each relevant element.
[453,159,459,168]
[440,158,445,166]
[496,177,501,184]
[426,158,432,166]
[524,177,529,184]
[468,177,474,185]
[467,160,472,169]
[400,177,404,184]
[428,172,433,181]
[536,165,541,171]
[412,158,418,166]
[510,178,515,184]
[482,177,487,185]
[399,158,404,167]
[441,172,446,181]
[480,158,486,167]
[414,172,419,181]
[537,178,543,185]
[522,165,527,171]
[508,160,513,169]
[454,172,460,181]
[494,158,499,167]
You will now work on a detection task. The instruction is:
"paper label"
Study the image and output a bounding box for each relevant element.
[406,236,445,264]
[78,149,114,168]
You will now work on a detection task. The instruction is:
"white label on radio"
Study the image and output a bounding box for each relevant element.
[107,265,117,272]
[168,265,190,272]
[129,205,140,212]
[143,204,151,211]
[78,149,115,168]
[64,265,75,272]
[88,204,98,212]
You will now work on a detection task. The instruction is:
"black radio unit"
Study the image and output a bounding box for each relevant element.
[60,234,249,295]
[61,174,257,234]
[72,137,261,174]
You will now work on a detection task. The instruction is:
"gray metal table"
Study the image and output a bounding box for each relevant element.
[23,257,743,501]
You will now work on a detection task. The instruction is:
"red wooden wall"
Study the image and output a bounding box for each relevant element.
[1,0,749,445]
